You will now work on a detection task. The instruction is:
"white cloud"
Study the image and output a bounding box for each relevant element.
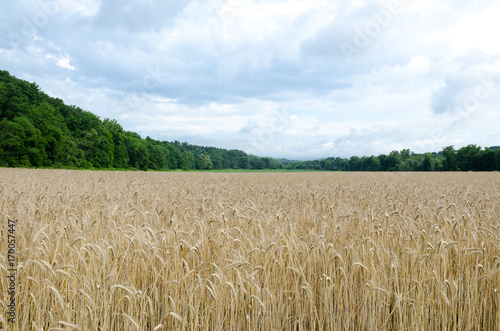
[1,0,499,159]
[56,56,75,70]
[443,3,500,55]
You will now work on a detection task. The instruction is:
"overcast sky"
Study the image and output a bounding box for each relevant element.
[1,0,499,159]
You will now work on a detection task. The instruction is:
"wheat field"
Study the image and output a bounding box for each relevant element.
[1,169,499,330]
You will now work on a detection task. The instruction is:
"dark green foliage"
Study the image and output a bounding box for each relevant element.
[422,153,434,172]
[240,155,250,169]
[442,146,457,171]
[103,119,129,168]
[478,148,496,171]
[126,138,149,170]
[496,150,500,171]
[0,118,25,166]
[277,145,497,172]
[198,154,213,170]
[456,144,481,171]
[0,70,498,172]
[182,151,196,170]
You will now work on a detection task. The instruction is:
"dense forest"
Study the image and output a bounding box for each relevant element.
[1,70,499,172]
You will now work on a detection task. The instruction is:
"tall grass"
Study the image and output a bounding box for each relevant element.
[1,169,499,330]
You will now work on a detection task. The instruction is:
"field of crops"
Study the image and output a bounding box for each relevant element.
[1,169,499,330]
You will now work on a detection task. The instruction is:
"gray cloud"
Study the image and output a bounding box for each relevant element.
[92,0,189,32]
[430,50,500,114]
[1,0,499,159]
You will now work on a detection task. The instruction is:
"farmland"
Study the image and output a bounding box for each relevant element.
[1,169,499,330]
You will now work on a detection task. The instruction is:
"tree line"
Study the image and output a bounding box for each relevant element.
[1,70,499,172]
[0,70,278,170]
[280,146,500,171]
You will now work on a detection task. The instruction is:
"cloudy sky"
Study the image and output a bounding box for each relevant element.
[1,0,499,159]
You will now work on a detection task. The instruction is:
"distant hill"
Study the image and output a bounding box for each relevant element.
[0,70,276,170]
[1,70,499,171]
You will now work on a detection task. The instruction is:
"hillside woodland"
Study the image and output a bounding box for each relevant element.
[1,70,499,171]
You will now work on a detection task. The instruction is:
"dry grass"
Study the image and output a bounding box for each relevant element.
[1,169,499,330]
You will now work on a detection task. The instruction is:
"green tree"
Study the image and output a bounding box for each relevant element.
[227,150,243,169]
[0,82,8,113]
[0,118,25,166]
[349,156,361,171]
[442,146,457,171]
[14,116,47,166]
[182,151,196,170]
[165,144,182,169]
[103,119,129,168]
[398,161,410,171]
[457,144,481,171]
[495,150,500,171]
[250,157,266,169]
[240,155,250,169]
[422,153,434,171]
[324,159,334,171]
[387,150,402,171]
[478,148,496,171]
[199,154,213,170]
[212,153,224,169]
[147,144,167,170]
[434,157,444,171]
[126,137,149,170]
[92,125,114,168]
[401,149,411,162]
